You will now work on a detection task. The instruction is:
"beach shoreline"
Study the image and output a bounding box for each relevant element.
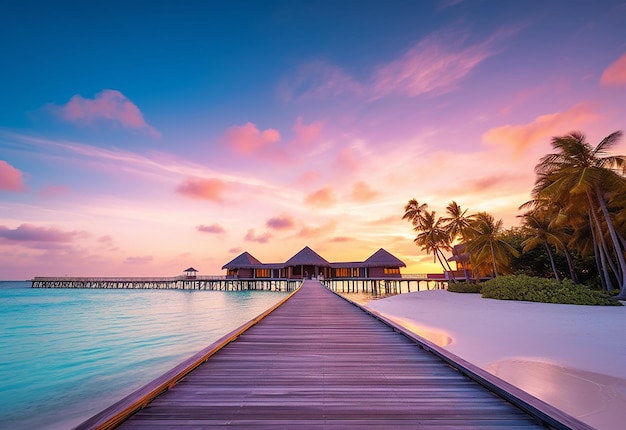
[366,290,626,430]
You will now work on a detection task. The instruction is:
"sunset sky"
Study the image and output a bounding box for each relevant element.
[2,0,626,279]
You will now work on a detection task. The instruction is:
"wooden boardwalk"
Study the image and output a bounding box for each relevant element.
[79,281,590,429]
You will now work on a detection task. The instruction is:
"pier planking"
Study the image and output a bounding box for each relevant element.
[77,280,591,429]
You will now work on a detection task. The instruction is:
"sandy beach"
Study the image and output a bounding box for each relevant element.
[367,290,626,430]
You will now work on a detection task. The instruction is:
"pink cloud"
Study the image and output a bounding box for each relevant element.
[228,247,243,254]
[296,221,336,239]
[50,89,160,137]
[368,215,401,226]
[371,31,497,99]
[197,224,226,234]
[296,170,321,186]
[37,185,69,198]
[176,178,226,202]
[244,229,271,243]
[0,224,86,244]
[291,116,323,147]
[304,187,336,208]
[124,255,154,265]
[266,214,295,230]
[351,181,379,202]
[332,147,360,173]
[601,53,626,86]
[463,174,527,194]
[483,103,598,154]
[0,160,27,192]
[224,122,281,155]
[330,236,353,242]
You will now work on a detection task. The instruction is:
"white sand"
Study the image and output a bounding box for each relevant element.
[366,290,626,430]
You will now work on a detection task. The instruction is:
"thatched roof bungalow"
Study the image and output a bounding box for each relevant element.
[222,246,405,280]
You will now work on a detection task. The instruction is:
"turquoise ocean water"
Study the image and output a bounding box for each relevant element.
[0,281,289,429]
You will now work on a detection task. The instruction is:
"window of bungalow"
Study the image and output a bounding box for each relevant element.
[335,268,350,277]
[353,268,359,277]
[384,267,400,275]
[255,268,271,278]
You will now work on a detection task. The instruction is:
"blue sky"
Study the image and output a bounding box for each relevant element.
[1,0,626,279]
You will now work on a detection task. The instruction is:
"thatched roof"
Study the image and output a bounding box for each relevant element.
[221,252,262,269]
[284,246,329,266]
[363,248,406,268]
[183,267,198,272]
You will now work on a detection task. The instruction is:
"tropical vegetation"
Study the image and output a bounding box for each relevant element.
[481,275,621,306]
[403,130,626,303]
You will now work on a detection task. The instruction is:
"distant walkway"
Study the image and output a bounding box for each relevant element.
[82,281,589,429]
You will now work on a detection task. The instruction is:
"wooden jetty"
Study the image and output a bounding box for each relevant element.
[323,274,447,296]
[76,280,590,429]
[31,276,300,292]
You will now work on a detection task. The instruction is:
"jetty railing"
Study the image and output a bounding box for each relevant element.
[31,276,300,292]
[322,274,448,296]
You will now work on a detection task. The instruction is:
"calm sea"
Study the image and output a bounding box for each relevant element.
[0,281,289,429]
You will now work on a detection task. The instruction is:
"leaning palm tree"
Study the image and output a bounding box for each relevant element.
[519,196,580,283]
[534,131,626,298]
[519,211,565,281]
[402,199,428,229]
[441,201,474,280]
[413,210,456,279]
[465,212,520,277]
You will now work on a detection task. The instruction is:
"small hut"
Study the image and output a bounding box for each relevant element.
[221,252,262,278]
[363,248,406,278]
[183,267,198,279]
[284,246,330,279]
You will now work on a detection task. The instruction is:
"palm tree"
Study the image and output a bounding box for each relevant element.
[519,211,564,281]
[413,210,456,279]
[402,199,428,228]
[465,212,520,277]
[534,131,626,298]
[441,201,473,280]
[519,197,580,283]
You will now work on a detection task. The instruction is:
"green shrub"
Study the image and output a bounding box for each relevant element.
[447,282,482,293]
[481,274,622,306]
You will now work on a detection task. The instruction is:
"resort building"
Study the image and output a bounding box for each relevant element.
[222,246,406,280]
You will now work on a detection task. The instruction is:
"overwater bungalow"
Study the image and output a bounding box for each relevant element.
[221,246,406,280]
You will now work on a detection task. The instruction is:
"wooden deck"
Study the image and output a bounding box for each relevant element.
[78,280,591,429]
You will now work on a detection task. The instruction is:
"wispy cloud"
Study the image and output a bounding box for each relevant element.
[278,60,362,101]
[0,224,87,244]
[296,221,336,239]
[175,177,226,202]
[0,160,27,191]
[37,185,69,198]
[48,89,160,137]
[124,255,154,265]
[244,229,271,243]
[351,181,379,202]
[291,116,323,148]
[483,103,598,155]
[370,30,498,99]
[266,213,295,230]
[281,27,510,102]
[304,187,336,208]
[197,224,226,234]
[601,53,626,86]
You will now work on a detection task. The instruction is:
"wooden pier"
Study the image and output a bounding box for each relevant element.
[31,276,300,292]
[76,280,590,429]
[323,275,447,296]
